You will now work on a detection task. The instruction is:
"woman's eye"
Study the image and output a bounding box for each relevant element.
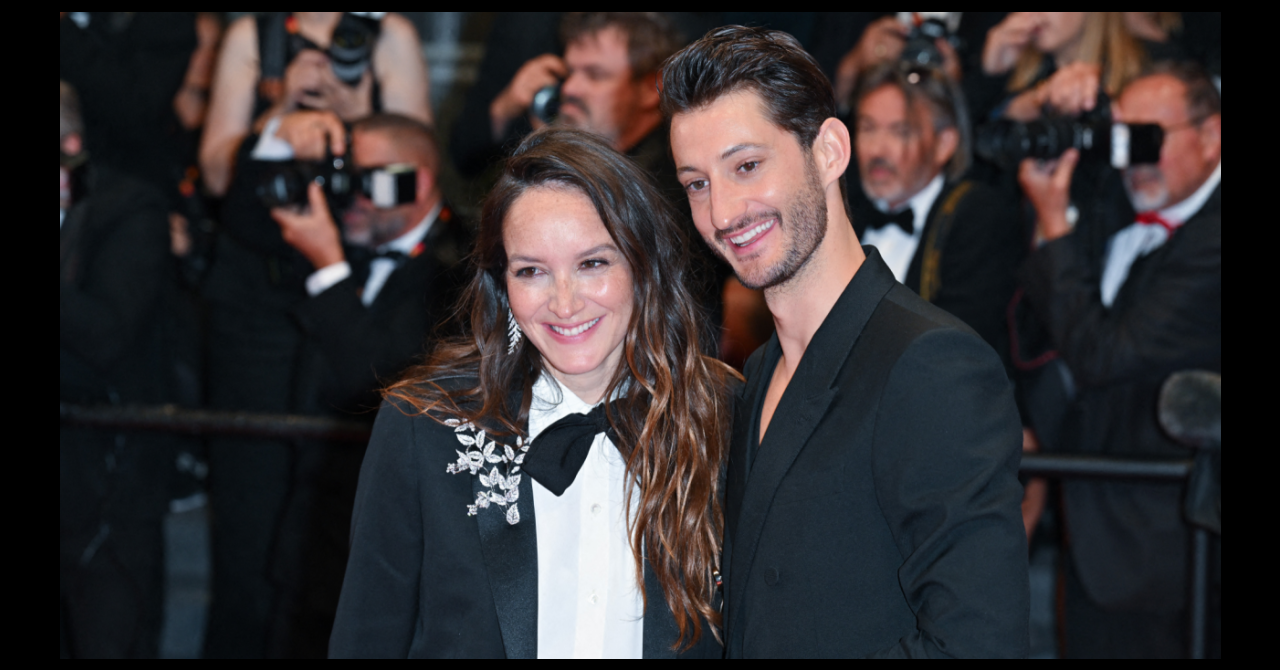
[513,266,540,278]
[685,179,707,193]
[738,160,760,173]
[581,258,608,270]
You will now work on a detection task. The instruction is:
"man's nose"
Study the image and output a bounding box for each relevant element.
[709,179,748,231]
[548,275,584,319]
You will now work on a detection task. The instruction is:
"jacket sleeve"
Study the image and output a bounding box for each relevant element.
[868,328,1029,658]
[330,399,424,658]
[1019,214,1222,389]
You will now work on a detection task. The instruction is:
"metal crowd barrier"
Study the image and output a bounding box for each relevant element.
[59,402,1217,658]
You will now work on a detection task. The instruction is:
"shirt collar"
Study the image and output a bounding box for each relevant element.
[874,174,945,232]
[529,373,595,441]
[376,200,442,255]
[1159,161,1221,225]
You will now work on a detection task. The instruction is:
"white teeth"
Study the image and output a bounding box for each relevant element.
[550,317,600,337]
[729,220,774,246]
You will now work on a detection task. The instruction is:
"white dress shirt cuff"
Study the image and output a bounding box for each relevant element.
[306,261,352,297]
[251,116,295,161]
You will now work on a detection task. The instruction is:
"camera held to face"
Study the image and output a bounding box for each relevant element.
[976,104,1164,170]
[257,151,417,212]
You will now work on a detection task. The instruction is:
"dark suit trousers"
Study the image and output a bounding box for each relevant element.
[204,298,299,658]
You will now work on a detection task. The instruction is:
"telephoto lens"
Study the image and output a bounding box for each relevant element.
[975,118,1164,169]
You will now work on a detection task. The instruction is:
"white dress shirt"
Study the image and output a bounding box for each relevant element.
[304,202,441,306]
[1101,162,1221,307]
[528,373,644,659]
[861,174,945,283]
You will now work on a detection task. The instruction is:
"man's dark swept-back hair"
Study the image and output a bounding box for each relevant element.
[659,25,836,151]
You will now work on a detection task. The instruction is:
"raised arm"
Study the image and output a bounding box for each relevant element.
[373,13,432,125]
[199,16,259,196]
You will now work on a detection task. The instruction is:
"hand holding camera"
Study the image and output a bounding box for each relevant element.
[271,181,345,270]
[275,109,348,161]
[490,54,568,140]
[1018,148,1080,243]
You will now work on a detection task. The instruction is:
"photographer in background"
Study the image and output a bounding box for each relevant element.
[260,112,468,657]
[452,12,679,179]
[1016,62,1221,657]
[60,81,172,658]
[850,63,1023,361]
[199,12,430,197]
[198,15,429,656]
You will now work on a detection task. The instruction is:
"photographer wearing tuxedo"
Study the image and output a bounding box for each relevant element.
[261,112,469,657]
[1017,62,1221,658]
[851,62,1023,357]
[663,27,1028,658]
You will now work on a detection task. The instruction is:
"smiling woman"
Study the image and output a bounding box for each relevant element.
[331,127,739,658]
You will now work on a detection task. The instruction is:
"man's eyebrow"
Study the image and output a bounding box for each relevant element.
[721,143,765,161]
[677,143,767,175]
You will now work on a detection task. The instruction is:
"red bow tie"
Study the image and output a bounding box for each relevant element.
[1135,211,1178,235]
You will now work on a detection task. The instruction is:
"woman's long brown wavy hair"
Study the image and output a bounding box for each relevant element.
[386,127,739,649]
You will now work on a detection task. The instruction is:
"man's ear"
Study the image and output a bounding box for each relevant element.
[416,163,436,203]
[1198,113,1222,164]
[813,117,852,191]
[637,72,660,111]
[934,127,959,171]
[62,133,83,158]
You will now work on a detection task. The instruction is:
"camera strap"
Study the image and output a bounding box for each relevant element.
[917,180,973,303]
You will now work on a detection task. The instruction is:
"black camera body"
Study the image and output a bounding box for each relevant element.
[257,155,418,211]
[258,153,356,210]
[976,115,1164,170]
[901,16,954,71]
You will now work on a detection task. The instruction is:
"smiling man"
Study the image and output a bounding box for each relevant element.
[662,26,1029,658]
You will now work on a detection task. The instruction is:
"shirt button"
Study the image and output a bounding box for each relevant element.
[589,591,599,605]
[591,503,602,516]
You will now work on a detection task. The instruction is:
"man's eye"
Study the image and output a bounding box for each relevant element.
[738,160,760,173]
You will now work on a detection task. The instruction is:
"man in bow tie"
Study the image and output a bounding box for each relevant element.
[851,61,1024,357]
[1016,61,1222,658]
[260,112,470,657]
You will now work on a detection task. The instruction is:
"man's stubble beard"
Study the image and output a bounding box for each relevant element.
[345,208,409,248]
[709,158,829,292]
[1124,165,1171,212]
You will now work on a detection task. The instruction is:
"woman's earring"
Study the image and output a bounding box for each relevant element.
[507,307,522,354]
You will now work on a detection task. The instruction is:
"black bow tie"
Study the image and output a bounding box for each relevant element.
[865,207,915,235]
[372,248,408,263]
[522,402,617,496]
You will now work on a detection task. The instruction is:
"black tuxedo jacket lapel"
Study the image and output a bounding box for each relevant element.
[474,444,539,658]
[726,251,897,645]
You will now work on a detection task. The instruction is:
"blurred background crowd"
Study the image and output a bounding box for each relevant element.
[59,11,1221,659]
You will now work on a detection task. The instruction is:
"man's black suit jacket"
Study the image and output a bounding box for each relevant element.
[1019,186,1221,611]
[852,179,1024,360]
[723,249,1028,658]
[291,207,471,417]
[329,390,721,658]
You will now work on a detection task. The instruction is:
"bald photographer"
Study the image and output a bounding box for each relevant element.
[1016,62,1221,658]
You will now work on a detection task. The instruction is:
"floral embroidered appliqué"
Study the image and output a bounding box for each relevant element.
[444,418,528,525]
